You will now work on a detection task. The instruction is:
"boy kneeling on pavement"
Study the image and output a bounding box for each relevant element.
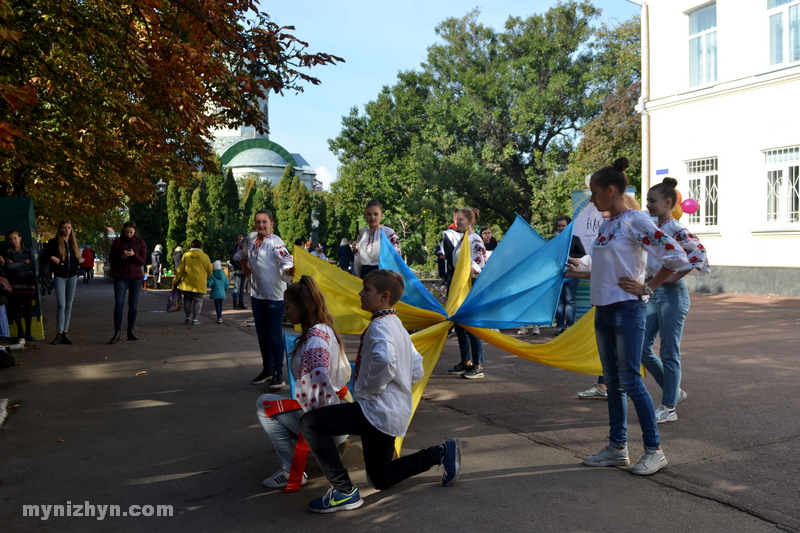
[300,269,460,513]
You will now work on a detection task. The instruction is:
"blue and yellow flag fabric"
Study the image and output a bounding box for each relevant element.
[292,219,601,455]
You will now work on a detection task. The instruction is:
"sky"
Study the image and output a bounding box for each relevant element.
[261,1,641,190]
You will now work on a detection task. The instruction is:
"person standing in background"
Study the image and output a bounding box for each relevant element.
[234,210,294,389]
[44,220,85,345]
[150,244,164,289]
[3,230,36,341]
[230,235,247,310]
[554,216,586,336]
[108,221,148,344]
[81,245,95,283]
[172,245,183,271]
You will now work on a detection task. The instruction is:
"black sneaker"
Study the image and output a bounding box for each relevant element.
[441,438,461,486]
[251,370,271,385]
[269,373,286,390]
[448,362,472,375]
[463,366,484,379]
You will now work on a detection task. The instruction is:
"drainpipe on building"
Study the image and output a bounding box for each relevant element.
[627,0,650,197]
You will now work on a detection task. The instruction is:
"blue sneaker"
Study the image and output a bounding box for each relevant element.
[308,486,363,513]
[441,438,461,486]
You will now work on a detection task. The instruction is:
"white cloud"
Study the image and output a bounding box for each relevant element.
[314,165,336,191]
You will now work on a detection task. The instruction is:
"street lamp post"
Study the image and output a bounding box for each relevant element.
[155,179,167,247]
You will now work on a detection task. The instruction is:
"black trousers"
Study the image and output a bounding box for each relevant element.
[300,402,441,491]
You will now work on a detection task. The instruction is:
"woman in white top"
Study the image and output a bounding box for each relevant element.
[444,208,488,379]
[255,276,351,488]
[353,200,401,278]
[567,158,690,476]
[234,210,294,388]
[642,177,710,424]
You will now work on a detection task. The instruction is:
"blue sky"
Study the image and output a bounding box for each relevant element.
[261,1,640,190]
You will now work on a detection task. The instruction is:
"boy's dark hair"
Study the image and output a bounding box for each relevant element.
[556,215,571,225]
[364,269,404,306]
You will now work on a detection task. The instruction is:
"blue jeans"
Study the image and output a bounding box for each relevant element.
[113,279,142,331]
[641,280,690,407]
[455,325,483,366]
[255,394,347,472]
[251,298,285,375]
[53,275,78,332]
[232,270,246,307]
[595,300,660,450]
[214,299,223,319]
[556,278,579,328]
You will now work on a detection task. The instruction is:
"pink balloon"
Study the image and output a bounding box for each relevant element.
[681,199,699,214]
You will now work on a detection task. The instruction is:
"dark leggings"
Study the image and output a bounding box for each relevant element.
[9,293,33,335]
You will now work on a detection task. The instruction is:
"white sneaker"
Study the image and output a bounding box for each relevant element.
[192,319,201,325]
[633,448,667,475]
[583,445,630,467]
[577,385,608,400]
[531,325,540,335]
[677,389,688,404]
[655,404,677,423]
[517,326,530,335]
[216,318,223,324]
[262,469,307,488]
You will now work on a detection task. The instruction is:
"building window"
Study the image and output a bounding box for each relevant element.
[686,157,719,226]
[764,147,800,224]
[769,0,800,65]
[689,5,717,86]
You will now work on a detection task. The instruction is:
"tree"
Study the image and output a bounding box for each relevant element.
[185,179,207,243]
[329,4,641,258]
[274,166,310,246]
[166,181,188,268]
[0,0,342,228]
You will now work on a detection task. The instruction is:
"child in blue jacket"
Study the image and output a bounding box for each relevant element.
[208,261,229,324]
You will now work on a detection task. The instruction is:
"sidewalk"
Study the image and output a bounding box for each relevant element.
[1,281,799,532]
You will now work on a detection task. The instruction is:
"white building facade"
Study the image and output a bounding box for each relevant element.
[636,0,800,296]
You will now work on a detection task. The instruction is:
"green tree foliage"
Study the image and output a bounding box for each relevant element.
[222,168,241,227]
[203,167,243,261]
[166,180,188,268]
[274,166,310,246]
[329,3,641,260]
[239,175,258,229]
[185,180,207,243]
[0,0,342,229]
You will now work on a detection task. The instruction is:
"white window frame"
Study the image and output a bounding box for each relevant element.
[764,146,800,225]
[768,0,800,66]
[688,4,718,87]
[685,157,719,227]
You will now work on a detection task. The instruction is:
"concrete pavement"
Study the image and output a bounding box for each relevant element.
[1,280,799,532]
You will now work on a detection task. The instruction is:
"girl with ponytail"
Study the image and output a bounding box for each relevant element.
[566,157,692,476]
[642,177,709,423]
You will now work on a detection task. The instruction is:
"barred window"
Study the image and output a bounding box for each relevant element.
[686,157,719,226]
[764,147,800,224]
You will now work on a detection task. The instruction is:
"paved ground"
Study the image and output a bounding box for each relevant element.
[1,281,799,532]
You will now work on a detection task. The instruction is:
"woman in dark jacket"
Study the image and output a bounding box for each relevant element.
[108,221,148,344]
[4,230,37,341]
[44,220,85,344]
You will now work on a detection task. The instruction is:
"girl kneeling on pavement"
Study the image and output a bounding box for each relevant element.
[255,275,351,489]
